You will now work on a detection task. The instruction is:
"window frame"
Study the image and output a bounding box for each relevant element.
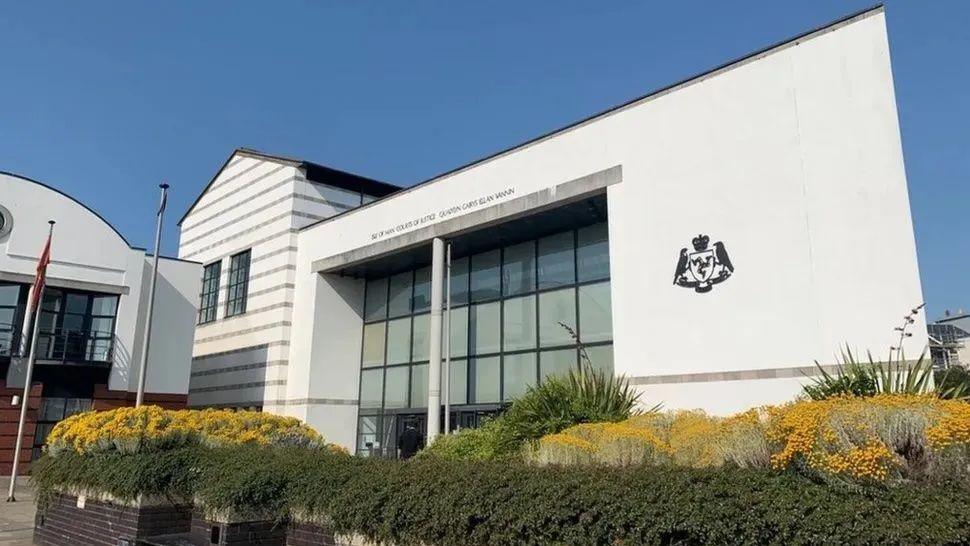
[198,260,222,324]
[225,249,251,318]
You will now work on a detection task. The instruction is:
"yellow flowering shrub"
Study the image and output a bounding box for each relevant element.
[45,406,344,456]
[766,394,946,481]
[664,411,722,468]
[529,395,970,484]
[527,421,669,466]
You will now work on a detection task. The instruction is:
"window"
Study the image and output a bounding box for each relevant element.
[538,232,575,289]
[36,288,118,363]
[364,278,388,321]
[412,267,432,314]
[411,314,430,362]
[502,241,535,296]
[577,222,610,282]
[0,282,26,357]
[470,250,501,302]
[503,352,536,401]
[359,369,384,409]
[469,302,501,355]
[540,348,576,381]
[384,366,410,409]
[386,317,411,365]
[33,397,92,459]
[410,363,428,409]
[539,288,576,347]
[225,250,251,317]
[361,322,386,368]
[502,295,536,351]
[198,261,221,324]
[578,282,612,344]
[471,356,500,404]
[387,271,412,318]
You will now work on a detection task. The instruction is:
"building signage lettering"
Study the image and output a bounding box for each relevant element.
[369,187,515,241]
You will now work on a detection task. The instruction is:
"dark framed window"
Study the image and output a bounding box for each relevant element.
[198,261,221,324]
[225,250,251,317]
[36,288,119,363]
[355,221,613,456]
[0,282,28,357]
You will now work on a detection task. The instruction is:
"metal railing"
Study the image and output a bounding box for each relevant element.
[34,327,114,364]
[0,320,113,365]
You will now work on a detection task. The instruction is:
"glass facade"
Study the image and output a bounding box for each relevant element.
[356,221,612,456]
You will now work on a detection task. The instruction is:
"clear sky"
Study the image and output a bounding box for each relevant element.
[0,1,966,320]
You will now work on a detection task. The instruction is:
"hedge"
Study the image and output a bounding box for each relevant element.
[32,445,970,545]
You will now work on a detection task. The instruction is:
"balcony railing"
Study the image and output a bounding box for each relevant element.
[35,327,114,365]
[0,323,114,365]
[0,325,18,358]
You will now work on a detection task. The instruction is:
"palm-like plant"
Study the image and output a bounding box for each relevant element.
[500,323,659,445]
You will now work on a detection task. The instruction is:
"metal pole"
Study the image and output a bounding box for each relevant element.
[7,221,53,502]
[135,183,168,407]
[426,238,445,444]
[443,243,451,435]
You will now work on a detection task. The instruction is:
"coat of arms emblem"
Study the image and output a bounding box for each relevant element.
[673,234,734,293]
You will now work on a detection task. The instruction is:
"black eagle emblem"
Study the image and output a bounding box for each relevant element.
[673,234,734,293]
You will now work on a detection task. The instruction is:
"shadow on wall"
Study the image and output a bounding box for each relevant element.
[187,344,272,408]
[145,271,196,394]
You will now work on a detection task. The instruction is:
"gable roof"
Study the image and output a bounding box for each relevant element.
[178,147,400,226]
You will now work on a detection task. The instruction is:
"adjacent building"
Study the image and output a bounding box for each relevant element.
[929,311,970,368]
[180,6,927,455]
[1,172,200,472]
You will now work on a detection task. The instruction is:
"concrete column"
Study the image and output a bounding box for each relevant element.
[426,237,445,444]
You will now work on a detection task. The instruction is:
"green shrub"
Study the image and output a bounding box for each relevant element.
[803,348,879,400]
[421,418,518,461]
[32,445,970,545]
[936,365,970,399]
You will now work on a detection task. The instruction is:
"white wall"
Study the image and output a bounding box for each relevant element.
[289,8,925,426]
[124,256,202,394]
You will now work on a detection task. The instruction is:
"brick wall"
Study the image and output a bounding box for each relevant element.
[33,492,192,546]
[191,511,288,546]
[286,522,338,546]
[0,379,41,474]
[92,384,188,411]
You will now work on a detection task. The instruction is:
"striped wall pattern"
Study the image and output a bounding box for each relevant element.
[178,153,373,410]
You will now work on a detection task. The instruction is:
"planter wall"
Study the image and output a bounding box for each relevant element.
[190,510,287,546]
[33,492,192,546]
[32,492,355,546]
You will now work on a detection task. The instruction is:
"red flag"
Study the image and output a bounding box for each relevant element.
[29,234,51,311]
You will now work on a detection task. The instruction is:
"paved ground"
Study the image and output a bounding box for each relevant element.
[0,478,35,546]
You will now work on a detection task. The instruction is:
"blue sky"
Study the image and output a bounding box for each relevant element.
[0,2,966,320]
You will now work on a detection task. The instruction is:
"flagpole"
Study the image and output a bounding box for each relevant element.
[7,220,54,502]
[135,183,168,407]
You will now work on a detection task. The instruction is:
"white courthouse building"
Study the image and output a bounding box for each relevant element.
[179,6,926,455]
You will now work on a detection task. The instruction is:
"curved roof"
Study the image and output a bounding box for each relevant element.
[0,170,132,247]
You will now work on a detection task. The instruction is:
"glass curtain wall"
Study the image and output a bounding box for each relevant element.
[356,221,612,456]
